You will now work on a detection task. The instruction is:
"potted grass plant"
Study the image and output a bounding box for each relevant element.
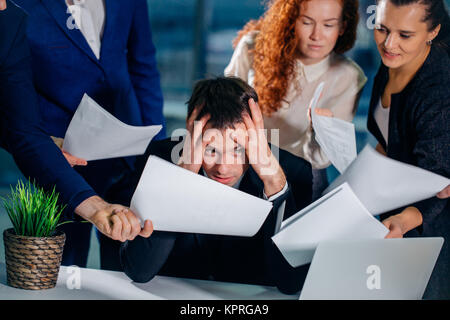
[2,180,66,290]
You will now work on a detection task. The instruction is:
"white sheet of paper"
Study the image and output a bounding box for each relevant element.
[130,156,273,237]
[324,145,450,216]
[310,82,357,173]
[63,94,162,161]
[272,183,389,267]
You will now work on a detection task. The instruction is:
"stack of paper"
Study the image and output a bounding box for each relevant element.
[63,94,162,161]
[272,183,389,267]
[130,156,273,237]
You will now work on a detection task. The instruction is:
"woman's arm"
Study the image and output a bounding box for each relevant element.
[302,63,366,169]
[407,89,449,235]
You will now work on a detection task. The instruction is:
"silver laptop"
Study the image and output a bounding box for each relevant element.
[299,238,444,300]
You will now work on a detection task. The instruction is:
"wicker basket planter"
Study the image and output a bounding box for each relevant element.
[3,228,65,290]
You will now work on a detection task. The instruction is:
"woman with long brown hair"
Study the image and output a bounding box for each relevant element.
[225,0,366,196]
[368,0,450,299]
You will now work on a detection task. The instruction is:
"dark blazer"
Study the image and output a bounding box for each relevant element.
[0,0,95,215]
[13,0,166,196]
[367,46,450,299]
[117,138,313,294]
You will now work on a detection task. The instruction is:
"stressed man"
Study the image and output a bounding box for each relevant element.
[108,77,313,294]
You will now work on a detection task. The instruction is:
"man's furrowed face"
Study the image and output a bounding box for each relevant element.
[201,122,249,187]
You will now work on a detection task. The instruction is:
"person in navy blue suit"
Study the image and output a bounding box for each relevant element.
[1,0,155,267]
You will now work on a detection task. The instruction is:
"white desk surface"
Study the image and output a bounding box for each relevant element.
[0,263,298,300]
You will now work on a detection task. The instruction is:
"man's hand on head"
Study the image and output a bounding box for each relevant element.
[238,98,286,197]
[0,0,7,10]
[179,106,211,174]
[75,196,153,242]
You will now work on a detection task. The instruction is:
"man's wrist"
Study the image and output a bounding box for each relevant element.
[74,195,110,221]
[262,167,286,198]
[263,181,288,201]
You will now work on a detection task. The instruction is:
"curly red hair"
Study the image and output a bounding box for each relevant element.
[233,0,359,115]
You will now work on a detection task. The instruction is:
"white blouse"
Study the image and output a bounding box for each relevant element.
[224,31,367,169]
[66,0,105,59]
[374,98,390,145]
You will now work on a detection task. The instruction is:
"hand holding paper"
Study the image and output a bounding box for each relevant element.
[74,196,153,243]
[63,94,162,161]
[381,208,423,239]
[50,136,87,167]
[324,145,450,215]
[272,183,389,267]
[437,185,450,199]
[130,156,273,237]
[309,82,357,173]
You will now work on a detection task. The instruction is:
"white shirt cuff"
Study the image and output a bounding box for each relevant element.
[263,182,288,201]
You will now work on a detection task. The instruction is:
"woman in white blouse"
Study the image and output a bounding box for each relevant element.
[225,0,366,197]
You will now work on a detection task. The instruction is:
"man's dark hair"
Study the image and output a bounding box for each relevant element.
[186,76,258,129]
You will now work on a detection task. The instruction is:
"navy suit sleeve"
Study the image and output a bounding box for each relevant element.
[127,0,166,139]
[263,184,310,295]
[120,231,177,283]
[265,149,312,294]
[0,8,96,217]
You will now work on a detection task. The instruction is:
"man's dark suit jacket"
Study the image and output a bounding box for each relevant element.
[367,46,449,299]
[117,138,313,294]
[0,0,96,215]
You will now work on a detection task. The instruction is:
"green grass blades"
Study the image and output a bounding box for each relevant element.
[1,180,66,237]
